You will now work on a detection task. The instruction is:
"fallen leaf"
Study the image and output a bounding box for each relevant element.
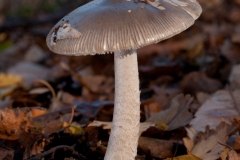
[0,73,22,88]
[221,148,229,160]
[221,40,240,63]
[196,92,210,105]
[228,150,240,160]
[88,121,154,136]
[155,122,168,131]
[183,122,228,160]
[146,94,193,130]
[0,148,14,160]
[23,140,45,159]
[143,102,162,119]
[0,108,33,140]
[43,120,66,135]
[0,98,12,109]
[69,124,84,134]
[138,137,174,159]
[29,87,50,95]
[234,136,240,151]
[81,75,114,101]
[221,148,240,160]
[24,44,46,62]
[231,25,240,44]
[190,90,240,131]
[88,121,112,130]
[229,64,240,89]
[165,154,201,160]
[7,62,50,87]
[198,0,222,8]
[0,86,17,99]
[30,107,47,118]
[180,71,223,95]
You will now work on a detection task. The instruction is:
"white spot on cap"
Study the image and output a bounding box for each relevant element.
[50,21,81,46]
[128,10,131,13]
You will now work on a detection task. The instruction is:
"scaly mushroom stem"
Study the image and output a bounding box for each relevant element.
[105,49,140,160]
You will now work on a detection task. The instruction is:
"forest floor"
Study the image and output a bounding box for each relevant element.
[0,0,240,159]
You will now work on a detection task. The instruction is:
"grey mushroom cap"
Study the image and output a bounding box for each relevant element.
[46,0,202,56]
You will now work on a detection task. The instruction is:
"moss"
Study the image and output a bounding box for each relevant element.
[39,1,61,13]
[17,5,34,17]
[0,40,12,52]
[6,5,34,18]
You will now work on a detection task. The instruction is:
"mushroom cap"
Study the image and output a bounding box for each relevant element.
[46,0,202,55]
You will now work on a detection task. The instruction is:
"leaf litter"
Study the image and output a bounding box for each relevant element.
[1,0,240,159]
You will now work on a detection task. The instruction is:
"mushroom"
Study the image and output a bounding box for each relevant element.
[46,0,202,159]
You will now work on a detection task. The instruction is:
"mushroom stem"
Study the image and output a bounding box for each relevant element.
[105,49,140,160]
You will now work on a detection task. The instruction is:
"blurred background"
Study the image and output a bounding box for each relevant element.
[0,0,239,101]
[0,0,240,121]
[0,0,240,159]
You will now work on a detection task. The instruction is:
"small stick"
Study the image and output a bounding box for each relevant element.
[60,62,96,94]
[68,105,76,124]
[34,79,57,99]
[27,145,83,160]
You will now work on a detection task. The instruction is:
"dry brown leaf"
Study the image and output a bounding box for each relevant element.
[221,148,229,160]
[0,108,33,140]
[143,85,180,119]
[231,25,240,44]
[228,150,240,160]
[143,102,162,119]
[29,87,50,95]
[229,64,240,89]
[138,33,203,57]
[221,40,240,63]
[165,154,201,160]
[88,121,112,130]
[7,62,50,87]
[0,148,14,160]
[0,98,12,109]
[198,0,222,8]
[30,108,47,118]
[146,94,193,130]
[88,121,154,136]
[43,120,68,135]
[49,98,69,112]
[0,73,22,88]
[180,71,223,95]
[234,136,240,151]
[138,137,173,159]
[23,140,45,159]
[222,148,240,160]
[81,75,107,93]
[190,90,240,131]
[183,122,228,160]
[24,44,46,62]
[81,75,114,101]
[196,92,210,105]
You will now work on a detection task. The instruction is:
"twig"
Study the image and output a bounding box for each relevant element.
[68,105,76,124]
[218,142,233,150]
[172,142,179,160]
[60,62,96,94]
[26,145,83,160]
[34,79,57,100]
